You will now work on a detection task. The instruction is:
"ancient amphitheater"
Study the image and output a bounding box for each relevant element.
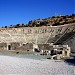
[0,23,75,58]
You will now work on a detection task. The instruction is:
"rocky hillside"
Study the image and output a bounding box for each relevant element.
[27,14,75,27]
[3,14,75,28]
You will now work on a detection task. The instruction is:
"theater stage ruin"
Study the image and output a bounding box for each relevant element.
[0,23,75,59]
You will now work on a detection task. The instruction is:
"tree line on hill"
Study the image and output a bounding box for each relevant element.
[2,14,75,28]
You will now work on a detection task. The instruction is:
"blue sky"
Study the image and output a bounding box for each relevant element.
[0,0,74,27]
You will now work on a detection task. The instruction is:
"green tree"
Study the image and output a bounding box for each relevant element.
[15,24,20,28]
[5,26,7,28]
[22,24,25,27]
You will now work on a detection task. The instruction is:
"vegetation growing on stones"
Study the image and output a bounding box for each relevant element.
[2,14,75,28]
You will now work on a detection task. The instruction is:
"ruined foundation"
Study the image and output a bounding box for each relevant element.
[0,23,75,59]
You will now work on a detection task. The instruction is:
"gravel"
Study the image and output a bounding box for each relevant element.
[0,54,74,75]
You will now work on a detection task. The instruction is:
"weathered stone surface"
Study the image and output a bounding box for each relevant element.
[64,34,75,53]
[0,23,75,52]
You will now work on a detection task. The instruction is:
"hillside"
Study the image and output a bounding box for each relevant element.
[3,14,75,28]
[27,14,75,27]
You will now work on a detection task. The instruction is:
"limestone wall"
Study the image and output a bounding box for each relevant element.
[0,43,7,50]
[0,23,75,53]
[14,43,33,53]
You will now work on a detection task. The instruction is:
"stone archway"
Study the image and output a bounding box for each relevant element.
[33,44,40,52]
[34,48,40,52]
[8,45,11,50]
